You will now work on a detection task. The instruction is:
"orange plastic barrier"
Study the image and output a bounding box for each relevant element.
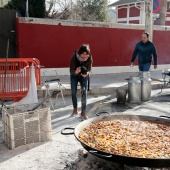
[0,58,41,102]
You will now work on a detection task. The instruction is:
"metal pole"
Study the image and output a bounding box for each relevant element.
[145,0,153,41]
[26,0,29,17]
[71,0,73,20]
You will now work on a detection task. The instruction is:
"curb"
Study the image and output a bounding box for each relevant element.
[57,82,164,96]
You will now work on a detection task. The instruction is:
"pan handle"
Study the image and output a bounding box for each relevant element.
[159,115,170,119]
[96,111,110,116]
[61,128,74,135]
[89,150,112,158]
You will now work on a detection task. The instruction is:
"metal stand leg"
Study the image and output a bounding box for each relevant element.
[46,87,55,111]
[60,89,66,106]
[55,88,66,106]
[42,69,66,109]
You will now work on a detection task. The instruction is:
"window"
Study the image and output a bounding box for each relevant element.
[167,2,170,9]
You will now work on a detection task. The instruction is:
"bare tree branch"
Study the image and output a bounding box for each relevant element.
[45,0,71,19]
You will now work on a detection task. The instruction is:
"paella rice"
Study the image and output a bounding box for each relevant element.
[78,119,170,158]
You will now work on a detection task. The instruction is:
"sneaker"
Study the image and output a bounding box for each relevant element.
[70,108,78,117]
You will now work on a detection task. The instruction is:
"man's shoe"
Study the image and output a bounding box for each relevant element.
[70,108,78,117]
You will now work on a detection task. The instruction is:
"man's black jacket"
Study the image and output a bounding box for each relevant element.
[131,41,158,65]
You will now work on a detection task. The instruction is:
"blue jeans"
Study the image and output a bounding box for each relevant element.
[138,63,151,71]
[70,74,88,111]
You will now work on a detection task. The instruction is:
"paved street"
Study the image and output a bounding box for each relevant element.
[0,71,170,169]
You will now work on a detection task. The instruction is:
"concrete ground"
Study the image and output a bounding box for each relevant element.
[43,70,166,96]
[0,70,170,170]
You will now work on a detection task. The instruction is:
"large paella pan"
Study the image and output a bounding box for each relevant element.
[61,114,170,168]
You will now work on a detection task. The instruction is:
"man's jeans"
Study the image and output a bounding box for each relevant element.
[138,63,151,71]
[70,74,88,111]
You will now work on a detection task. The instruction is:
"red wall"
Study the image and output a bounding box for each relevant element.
[16,19,170,68]
[153,30,170,64]
[165,21,170,25]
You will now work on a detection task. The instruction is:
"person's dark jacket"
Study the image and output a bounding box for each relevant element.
[70,51,93,76]
[131,41,158,65]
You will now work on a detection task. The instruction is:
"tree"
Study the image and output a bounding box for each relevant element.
[0,0,10,8]
[73,0,109,21]
[45,0,109,21]
[45,0,72,19]
[155,0,167,25]
[4,0,45,18]
[29,0,45,18]
[6,0,26,16]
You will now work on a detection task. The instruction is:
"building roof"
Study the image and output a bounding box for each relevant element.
[108,0,144,7]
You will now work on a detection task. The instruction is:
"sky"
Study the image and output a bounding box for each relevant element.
[108,0,119,5]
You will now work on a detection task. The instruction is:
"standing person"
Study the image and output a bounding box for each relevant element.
[70,44,93,120]
[130,32,158,71]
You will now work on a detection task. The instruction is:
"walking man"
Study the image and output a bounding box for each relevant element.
[130,32,158,71]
